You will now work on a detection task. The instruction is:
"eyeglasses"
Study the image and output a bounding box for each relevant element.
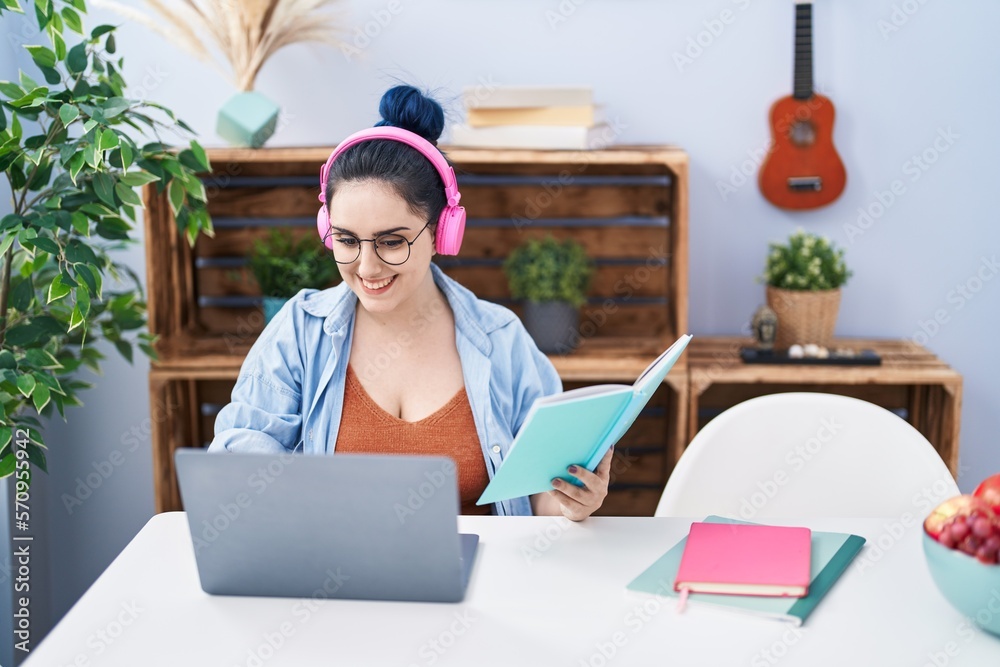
[326,223,432,266]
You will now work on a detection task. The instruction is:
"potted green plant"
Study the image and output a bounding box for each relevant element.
[0,0,212,481]
[759,229,852,349]
[503,236,593,354]
[246,229,339,322]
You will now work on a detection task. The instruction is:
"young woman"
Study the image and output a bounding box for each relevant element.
[208,86,611,520]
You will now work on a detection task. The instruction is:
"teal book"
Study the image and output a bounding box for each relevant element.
[477,334,691,505]
[626,516,866,626]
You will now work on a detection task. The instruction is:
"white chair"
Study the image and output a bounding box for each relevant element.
[655,392,959,518]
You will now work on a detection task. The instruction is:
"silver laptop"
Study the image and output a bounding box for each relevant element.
[174,450,480,602]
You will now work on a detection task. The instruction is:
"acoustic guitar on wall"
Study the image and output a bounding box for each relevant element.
[759,1,846,210]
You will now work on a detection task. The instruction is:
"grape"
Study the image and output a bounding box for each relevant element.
[929,506,1000,564]
[976,546,998,565]
[951,520,971,542]
[972,517,993,538]
[959,536,982,555]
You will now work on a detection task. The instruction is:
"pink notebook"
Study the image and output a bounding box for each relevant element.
[674,522,811,597]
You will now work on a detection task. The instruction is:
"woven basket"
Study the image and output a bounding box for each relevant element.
[765,286,841,349]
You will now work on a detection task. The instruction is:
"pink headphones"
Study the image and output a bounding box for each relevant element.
[316,126,466,256]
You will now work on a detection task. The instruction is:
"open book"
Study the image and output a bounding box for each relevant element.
[477,334,691,505]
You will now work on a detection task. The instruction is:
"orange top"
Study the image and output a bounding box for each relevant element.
[335,364,491,515]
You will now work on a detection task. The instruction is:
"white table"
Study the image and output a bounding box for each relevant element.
[24,513,1000,666]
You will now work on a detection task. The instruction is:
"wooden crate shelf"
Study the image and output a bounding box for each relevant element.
[148,366,688,516]
[144,145,690,515]
[687,336,963,475]
[145,145,688,362]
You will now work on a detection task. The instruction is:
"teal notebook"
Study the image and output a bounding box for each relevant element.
[626,516,866,626]
[477,335,691,505]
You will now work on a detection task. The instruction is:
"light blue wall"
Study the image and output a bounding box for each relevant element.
[1,0,998,646]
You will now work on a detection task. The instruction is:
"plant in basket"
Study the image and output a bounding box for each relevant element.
[503,236,592,354]
[759,229,851,349]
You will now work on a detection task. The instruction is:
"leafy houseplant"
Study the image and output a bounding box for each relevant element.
[0,0,213,481]
[759,229,852,348]
[503,236,593,354]
[246,228,339,322]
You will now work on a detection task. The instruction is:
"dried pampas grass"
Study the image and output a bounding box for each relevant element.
[94,0,344,91]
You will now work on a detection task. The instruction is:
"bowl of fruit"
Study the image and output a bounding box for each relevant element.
[922,473,1000,636]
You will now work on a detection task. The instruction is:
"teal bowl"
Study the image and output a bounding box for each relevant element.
[922,531,1000,636]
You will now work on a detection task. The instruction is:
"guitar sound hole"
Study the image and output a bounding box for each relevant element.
[789,121,816,146]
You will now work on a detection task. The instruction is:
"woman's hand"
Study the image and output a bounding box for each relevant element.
[531,447,613,521]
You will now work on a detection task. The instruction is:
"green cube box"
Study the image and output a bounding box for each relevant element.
[216,92,280,148]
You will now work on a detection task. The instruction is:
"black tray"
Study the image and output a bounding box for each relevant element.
[740,347,882,366]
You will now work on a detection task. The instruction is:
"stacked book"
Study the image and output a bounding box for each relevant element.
[449,85,612,150]
[626,516,866,626]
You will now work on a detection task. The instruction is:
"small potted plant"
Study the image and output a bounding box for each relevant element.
[246,229,340,322]
[503,236,593,354]
[759,229,852,349]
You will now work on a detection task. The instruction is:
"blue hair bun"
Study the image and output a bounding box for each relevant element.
[376,85,445,145]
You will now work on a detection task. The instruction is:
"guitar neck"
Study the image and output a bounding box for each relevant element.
[793,2,813,99]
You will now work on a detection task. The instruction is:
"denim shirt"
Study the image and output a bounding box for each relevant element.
[207,263,562,516]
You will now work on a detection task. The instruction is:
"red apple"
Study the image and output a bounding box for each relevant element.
[923,495,997,539]
[973,473,1000,514]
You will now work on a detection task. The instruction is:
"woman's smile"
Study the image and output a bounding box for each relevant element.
[359,275,397,293]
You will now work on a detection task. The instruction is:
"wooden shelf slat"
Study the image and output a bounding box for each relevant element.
[686,336,963,476]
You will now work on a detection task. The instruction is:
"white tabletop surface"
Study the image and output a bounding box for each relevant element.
[22,513,1000,666]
